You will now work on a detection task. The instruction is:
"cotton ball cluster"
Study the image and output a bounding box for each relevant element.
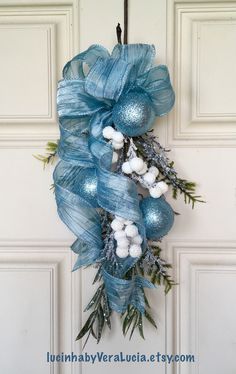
[149,181,169,198]
[138,165,169,199]
[122,157,148,175]
[102,126,125,150]
[111,216,143,258]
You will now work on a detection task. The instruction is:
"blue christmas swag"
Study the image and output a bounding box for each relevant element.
[52,43,203,343]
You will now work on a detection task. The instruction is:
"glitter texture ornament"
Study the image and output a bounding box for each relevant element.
[140,196,174,240]
[76,167,98,207]
[112,91,156,136]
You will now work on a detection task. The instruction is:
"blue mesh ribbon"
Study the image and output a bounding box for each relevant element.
[54,44,175,314]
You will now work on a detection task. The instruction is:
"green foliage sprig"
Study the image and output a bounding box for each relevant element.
[76,280,112,348]
[137,244,176,293]
[34,141,58,168]
[134,134,205,208]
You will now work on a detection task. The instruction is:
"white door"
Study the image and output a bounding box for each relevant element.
[0,1,236,374]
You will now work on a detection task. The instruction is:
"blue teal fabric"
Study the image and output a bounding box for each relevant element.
[54,44,175,313]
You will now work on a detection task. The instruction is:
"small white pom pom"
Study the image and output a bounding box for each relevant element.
[131,235,143,245]
[129,244,142,258]
[116,237,129,249]
[125,224,139,238]
[114,230,126,240]
[149,166,159,177]
[116,247,129,258]
[124,220,133,226]
[136,163,148,175]
[112,131,124,143]
[111,219,124,231]
[157,181,169,194]
[122,161,133,174]
[149,185,163,198]
[143,172,156,185]
[112,152,118,163]
[102,126,115,139]
[112,140,124,150]
[115,215,125,222]
[129,157,144,172]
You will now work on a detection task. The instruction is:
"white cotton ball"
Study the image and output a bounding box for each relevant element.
[125,224,139,238]
[111,219,124,231]
[114,230,126,240]
[124,220,133,226]
[149,185,163,198]
[112,131,124,143]
[116,237,129,249]
[129,157,144,172]
[131,235,143,245]
[116,247,129,258]
[136,163,148,175]
[115,215,125,222]
[157,181,169,194]
[102,126,115,139]
[143,172,156,185]
[149,166,159,177]
[112,140,124,150]
[122,161,133,174]
[112,152,118,163]
[129,244,142,258]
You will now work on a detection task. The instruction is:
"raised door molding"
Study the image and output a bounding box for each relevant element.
[167,1,236,147]
[0,242,81,374]
[0,3,78,148]
[166,241,236,374]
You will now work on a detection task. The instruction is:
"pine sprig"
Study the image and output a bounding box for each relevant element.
[34,141,58,169]
[138,245,176,294]
[171,178,205,208]
[134,134,205,208]
[121,303,157,340]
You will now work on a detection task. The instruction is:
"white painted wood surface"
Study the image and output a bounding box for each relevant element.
[0,1,236,373]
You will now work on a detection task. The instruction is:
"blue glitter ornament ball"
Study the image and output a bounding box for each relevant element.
[112,91,156,136]
[140,196,174,240]
[76,167,98,207]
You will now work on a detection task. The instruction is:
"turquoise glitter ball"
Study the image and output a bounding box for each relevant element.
[77,167,98,207]
[112,91,156,136]
[140,196,174,240]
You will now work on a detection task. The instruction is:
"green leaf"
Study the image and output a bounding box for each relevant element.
[138,313,145,340]
[97,305,105,343]
[76,311,97,340]
[144,310,157,329]
[84,284,103,312]
[129,311,139,340]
